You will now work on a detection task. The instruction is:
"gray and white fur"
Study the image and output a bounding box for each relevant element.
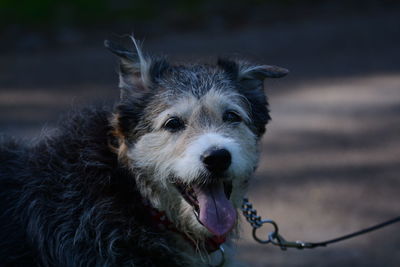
[0,38,288,267]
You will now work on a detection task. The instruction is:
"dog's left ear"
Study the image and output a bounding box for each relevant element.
[105,38,169,97]
[218,58,288,136]
[218,58,289,91]
[237,64,289,79]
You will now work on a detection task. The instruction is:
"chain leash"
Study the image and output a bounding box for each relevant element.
[241,198,400,250]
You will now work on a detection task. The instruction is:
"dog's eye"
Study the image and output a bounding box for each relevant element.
[223,110,242,123]
[163,117,185,132]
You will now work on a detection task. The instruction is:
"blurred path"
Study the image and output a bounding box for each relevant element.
[237,73,400,267]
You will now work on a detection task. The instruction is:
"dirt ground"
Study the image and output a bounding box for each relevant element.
[1,8,399,267]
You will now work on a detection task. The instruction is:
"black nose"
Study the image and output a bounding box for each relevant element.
[201,147,231,173]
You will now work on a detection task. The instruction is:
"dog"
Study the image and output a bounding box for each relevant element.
[0,38,288,266]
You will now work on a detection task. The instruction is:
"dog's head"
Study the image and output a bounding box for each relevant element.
[106,38,287,247]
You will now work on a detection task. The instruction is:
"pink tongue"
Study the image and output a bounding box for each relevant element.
[193,182,237,237]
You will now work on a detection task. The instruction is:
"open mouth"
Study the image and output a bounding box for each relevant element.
[175,180,236,237]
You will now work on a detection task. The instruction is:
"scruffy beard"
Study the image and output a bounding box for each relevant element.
[128,153,256,247]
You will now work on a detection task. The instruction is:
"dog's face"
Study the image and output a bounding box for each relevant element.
[127,85,258,239]
[106,39,287,245]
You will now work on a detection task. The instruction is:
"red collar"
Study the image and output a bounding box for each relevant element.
[143,200,226,253]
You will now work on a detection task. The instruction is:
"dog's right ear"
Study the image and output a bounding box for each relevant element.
[104,38,169,97]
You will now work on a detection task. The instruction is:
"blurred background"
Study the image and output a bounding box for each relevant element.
[1,0,399,266]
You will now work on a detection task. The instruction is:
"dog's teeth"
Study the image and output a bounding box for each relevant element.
[193,209,199,217]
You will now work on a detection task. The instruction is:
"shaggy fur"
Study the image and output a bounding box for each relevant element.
[0,39,287,267]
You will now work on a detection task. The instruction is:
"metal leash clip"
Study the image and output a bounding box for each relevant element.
[242,197,400,250]
[268,231,315,250]
[251,218,314,250]
[243,198,318,250]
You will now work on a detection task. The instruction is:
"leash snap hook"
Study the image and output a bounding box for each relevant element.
[252,219,279,244]
[269,232,311,250]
